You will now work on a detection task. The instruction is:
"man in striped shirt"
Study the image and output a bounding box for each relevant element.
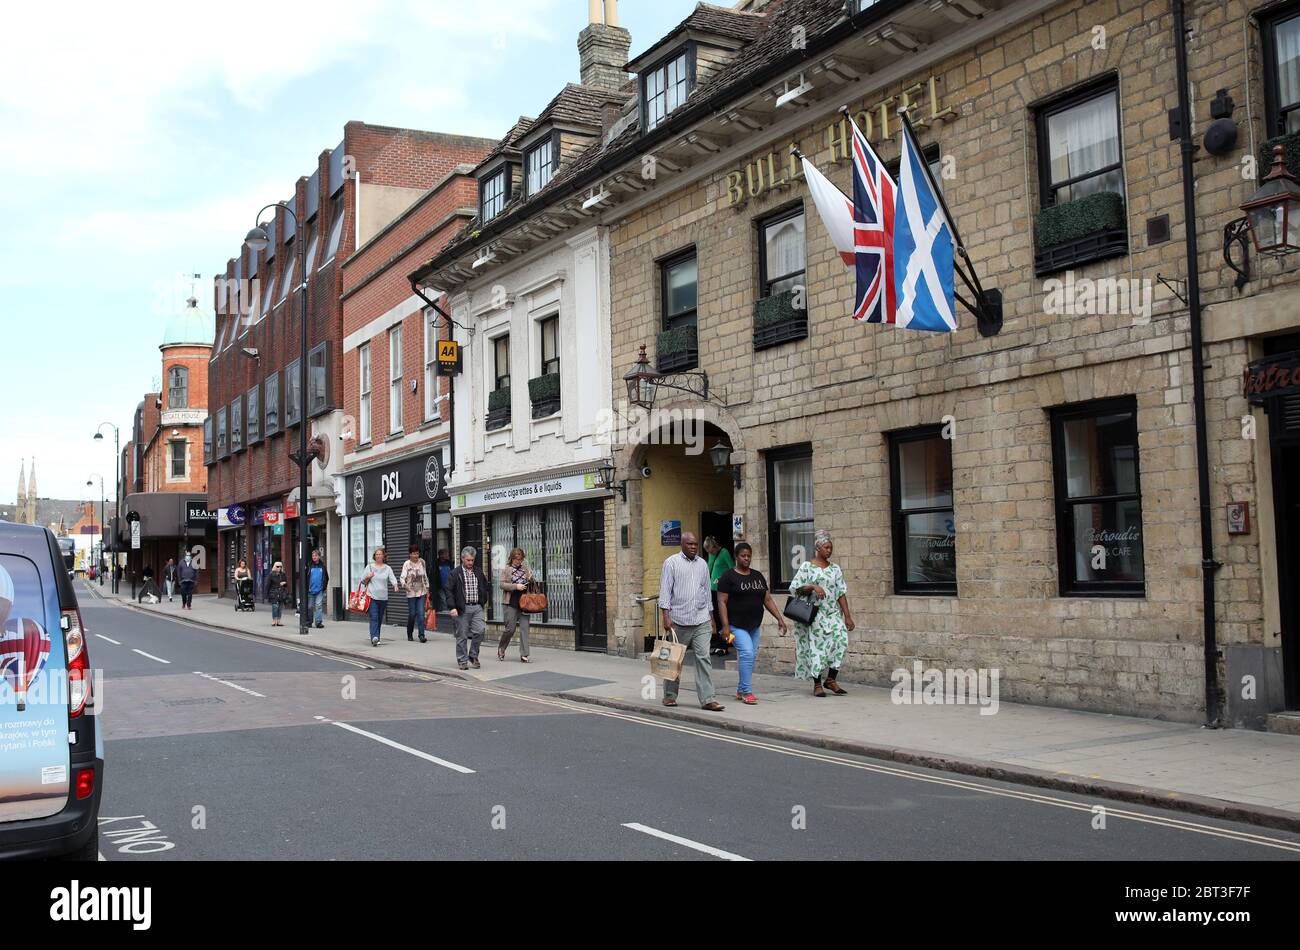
[659,532,724,711]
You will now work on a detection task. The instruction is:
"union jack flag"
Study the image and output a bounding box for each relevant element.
[1,617,51,709]
[849,116,897,323]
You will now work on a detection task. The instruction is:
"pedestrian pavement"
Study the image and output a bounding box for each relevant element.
[84,582,1300,830]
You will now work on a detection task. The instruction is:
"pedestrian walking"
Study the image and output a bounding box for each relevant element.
[716,542,788,705]
[704,536,734,655]
[448,546,488,670]
[436,549,452,612]
[359,547,399,647]
[789,529,855,698]
[138,563,159,603]
[163,558,177,602]
[306,549,329,628]
[178,553,198,609]
[400,544,430,643]
[267,561,289,626]
[498,547,533,662]
[658,531,725,711]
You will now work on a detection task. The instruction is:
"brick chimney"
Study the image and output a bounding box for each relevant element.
[578,0,631,92]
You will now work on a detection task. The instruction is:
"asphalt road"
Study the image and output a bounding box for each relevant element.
[80,586,1300,861]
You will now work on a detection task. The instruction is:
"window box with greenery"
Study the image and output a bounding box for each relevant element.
[528,372,561,419]
[753,289,807,350]
[656,324,698,374]
[1034,81,1127,276]
[486,386,511,431]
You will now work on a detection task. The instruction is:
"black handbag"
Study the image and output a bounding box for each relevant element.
[783,594,819,626]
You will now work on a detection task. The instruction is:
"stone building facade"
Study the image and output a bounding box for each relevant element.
[559,0,1300,726]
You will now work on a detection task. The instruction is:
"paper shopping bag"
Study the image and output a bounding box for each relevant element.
[648,628,686,681]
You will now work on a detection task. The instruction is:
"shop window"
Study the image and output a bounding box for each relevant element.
[350,516,367,593]
[658,249,698,372]
[755,205,807,350]
[765,445,813,590]
[359,343,372,444]
[167,366,188,409]
[1034,79,1127,275]
[1050,397,1145,596]
[889,427,956,595]
[1265,7,1300,135]
[484,504,575,625]
[230,395,244,452]
[642,47,693,132]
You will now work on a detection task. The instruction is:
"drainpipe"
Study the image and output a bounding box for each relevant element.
[1172,0,1223,727]
[410,280,455,479]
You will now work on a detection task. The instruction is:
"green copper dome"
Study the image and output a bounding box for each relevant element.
[161,298,215,348]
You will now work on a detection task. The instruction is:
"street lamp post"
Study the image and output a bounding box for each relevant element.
[94,424,120,593]
[245,202,311,636]
[87,475,104,585]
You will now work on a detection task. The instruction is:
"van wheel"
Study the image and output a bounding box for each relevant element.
[60,827,99,861]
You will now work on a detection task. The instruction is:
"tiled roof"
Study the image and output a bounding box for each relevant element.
[531,83,627,131]
[478,116,535,166]
[629,1,766,69]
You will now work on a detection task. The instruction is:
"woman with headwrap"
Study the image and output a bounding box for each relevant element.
[789,529,855,697]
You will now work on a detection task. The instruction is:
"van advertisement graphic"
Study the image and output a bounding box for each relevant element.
[0,558,70,822]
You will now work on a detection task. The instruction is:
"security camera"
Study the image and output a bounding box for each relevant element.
[640,465,652,479]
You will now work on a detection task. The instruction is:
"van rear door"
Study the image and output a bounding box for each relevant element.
[0,551,71,822]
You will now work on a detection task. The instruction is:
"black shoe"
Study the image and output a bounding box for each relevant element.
[407,635,414,641]
[458,663,469,670]
[419,636,427,643]
[315,623,324,629]
[371,638,380,647]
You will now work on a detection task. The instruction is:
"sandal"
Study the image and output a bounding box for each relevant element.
[701,701,726,712]
[662,698,678,707]
[497,648,506,661]
[736,692,757,705]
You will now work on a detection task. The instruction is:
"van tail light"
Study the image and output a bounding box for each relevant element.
[62,608,90,717]
[75,768,95,800]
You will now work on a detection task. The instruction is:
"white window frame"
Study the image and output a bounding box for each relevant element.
[388,325,403,434]
[169,440,187,480]
[423,308,439,421]
[359,343,372,445]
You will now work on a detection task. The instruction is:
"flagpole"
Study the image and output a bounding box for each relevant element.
[897,108,991,305]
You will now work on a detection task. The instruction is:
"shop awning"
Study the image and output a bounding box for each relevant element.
[123,493,210,539]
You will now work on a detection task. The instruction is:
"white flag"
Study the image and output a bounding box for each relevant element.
[800,156,856,268]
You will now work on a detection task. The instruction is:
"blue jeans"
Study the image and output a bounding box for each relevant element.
[368,599,387,640]
[731,626,761,695]
[407,596,426,639]
[271,602,283,621]
[310,590,326,626]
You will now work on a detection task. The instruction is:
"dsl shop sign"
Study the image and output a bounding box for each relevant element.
[350,451,446,516]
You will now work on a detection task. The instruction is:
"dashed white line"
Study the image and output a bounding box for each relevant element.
[95,634,122,645]
[314,716,475,774]
[622,823,751,861]
[194,671,266,698]
[131,649,170,664]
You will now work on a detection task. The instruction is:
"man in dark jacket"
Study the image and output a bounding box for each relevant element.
[178,554,199,610]
[448,546,489,670]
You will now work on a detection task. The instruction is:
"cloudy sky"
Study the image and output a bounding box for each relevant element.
[0,0,693,503]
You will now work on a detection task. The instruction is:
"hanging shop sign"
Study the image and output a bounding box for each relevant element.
[217,505,246,529]
[1244,352,1300,404]
[435,340,462,376]
[723,74,954,207]
[350,451,448,516]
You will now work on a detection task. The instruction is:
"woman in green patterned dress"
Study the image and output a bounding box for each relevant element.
[788,529,855,698]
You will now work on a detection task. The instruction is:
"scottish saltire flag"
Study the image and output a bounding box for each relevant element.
[893,124,957,332]
[848,115,896,323]
[800,156,856,267]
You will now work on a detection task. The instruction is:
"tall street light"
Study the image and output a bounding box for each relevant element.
[245,202,310,636]
[87,475,105,585]
[94,423,120,593]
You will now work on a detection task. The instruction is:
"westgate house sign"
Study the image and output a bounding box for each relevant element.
[1244,352,1300,404]
[350,452,447,516]
[723,74,954,207]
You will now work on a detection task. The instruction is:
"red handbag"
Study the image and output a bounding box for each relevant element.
[424,595,436,631]
[347,584,371,613]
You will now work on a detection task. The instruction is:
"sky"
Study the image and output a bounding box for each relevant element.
[0,0,696,504]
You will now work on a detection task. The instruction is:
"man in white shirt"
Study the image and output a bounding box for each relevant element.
[658,532,724,711]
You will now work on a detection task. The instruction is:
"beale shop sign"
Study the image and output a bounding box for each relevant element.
[722,75,954,207]
[350,452,446,515]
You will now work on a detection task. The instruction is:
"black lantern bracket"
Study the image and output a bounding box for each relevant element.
[596,463,627,502]
[1222,216,1251,291]
[622,343,731,410]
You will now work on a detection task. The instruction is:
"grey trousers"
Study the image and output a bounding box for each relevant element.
[662,621,715,705]
[500,604,530,657]
[455,604,485,664]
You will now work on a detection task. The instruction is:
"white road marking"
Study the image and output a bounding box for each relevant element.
[314,715,474,774]
[194,671,266,698]
[622,823,751,861]
[438,679,1300,854]
[95,634,122,645]
[135,609,371,667]
[131,649,170,664]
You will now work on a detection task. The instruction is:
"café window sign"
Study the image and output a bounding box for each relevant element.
[722,74,955,207]
[1244,352,1300,403]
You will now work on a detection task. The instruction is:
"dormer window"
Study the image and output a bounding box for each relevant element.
[481,167,507,222]
[643,48,693,131]
[525,137,556,198]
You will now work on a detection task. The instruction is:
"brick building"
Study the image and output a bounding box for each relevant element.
[339,147,495,630]
[206,122,495,613]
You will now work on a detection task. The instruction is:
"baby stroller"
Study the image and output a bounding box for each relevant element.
[235,577,256,611]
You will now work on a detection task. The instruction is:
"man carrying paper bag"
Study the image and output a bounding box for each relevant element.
[655,532,725,711]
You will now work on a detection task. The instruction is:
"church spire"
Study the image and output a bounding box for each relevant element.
[17,458,26,512]
[26,458,37,525]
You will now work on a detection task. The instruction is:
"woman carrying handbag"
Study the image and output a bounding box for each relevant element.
[788,529,855,698]
[498,547,533,662]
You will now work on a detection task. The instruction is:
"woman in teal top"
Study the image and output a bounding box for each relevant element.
[705,537,734,655]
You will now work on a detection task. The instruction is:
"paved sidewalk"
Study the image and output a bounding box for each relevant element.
[85,582,1300,830]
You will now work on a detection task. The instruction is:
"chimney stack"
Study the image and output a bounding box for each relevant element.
[578,0,631,92]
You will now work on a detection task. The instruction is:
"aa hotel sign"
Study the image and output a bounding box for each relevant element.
[723,75,954,207]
